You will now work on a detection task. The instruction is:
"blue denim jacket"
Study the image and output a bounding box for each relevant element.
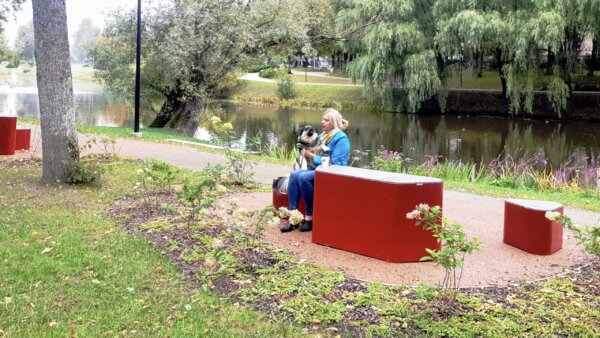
[314,131,350,166]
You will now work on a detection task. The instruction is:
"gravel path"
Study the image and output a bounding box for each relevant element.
[14,124,600,287]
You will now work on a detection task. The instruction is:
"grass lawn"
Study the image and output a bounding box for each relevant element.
[288,74,358,85]
[1,159,598,337]
[225,80,372,111]
[0,160,299,337]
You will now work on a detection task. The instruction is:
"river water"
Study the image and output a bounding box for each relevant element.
[2,72,599,168]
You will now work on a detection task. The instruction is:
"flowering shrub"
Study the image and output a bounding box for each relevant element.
[546,212,600,257]
[406,204,480,293]
[210,116,259,186]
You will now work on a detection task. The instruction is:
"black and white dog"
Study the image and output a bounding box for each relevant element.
[272,125,323,194]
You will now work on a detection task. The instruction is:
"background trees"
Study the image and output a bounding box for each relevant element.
[71,18,100,63]
[91,0,337,133]
[337,0,600,115]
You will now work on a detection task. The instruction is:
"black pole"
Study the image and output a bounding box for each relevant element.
[133,0,142,134]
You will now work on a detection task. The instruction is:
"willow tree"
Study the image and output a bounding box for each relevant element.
[91,0,329,134]
[337,0,444,113]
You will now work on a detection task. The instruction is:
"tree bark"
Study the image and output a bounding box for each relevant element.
[496,48,507,99]
[587,33,598,76]
[476,50,484,78]
[32,0,79,183]
[167,99,206,137]
[547,47,556,75]
[149,91,206,137]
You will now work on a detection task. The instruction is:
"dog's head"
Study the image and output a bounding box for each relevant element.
[296,125,318,147]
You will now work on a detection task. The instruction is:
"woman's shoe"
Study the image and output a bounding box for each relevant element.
[299,220,312,232]
[280,221,295,233]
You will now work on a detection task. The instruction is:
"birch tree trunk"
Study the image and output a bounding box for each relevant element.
[32,0,79,183]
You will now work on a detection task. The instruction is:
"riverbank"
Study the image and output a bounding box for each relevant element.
[226,78,600,121]
[17,120,600,211]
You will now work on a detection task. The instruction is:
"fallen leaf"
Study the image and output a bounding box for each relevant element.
[4,297,12,304]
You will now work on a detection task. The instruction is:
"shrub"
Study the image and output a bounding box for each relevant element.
[258,67,286,79]
[64,157,105,185]
[209,116,259,186]
[276,74,296,100]
[546,212,599,257]
[406,204,480,294]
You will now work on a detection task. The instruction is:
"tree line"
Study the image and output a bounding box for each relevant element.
[90,0,600,131]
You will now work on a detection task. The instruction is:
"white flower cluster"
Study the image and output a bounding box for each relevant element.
[406,203,430,220]
[289,210,304,225]
[544,211,562,221]
[277,207,290,218]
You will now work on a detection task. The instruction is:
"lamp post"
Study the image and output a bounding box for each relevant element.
[132,0,142,137]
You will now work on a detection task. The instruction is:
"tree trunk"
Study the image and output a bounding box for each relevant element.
[148,91,182,128]
[547,47,556,75]
[32,0,79,183]
[476,50,484,78]
[149,92,206,137]
[167,99,206,137]
[587,33,598,76]
[496,48,507,99]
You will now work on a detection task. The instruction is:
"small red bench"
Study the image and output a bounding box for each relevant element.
[0,116,31,154]
[15,129,31,151]
[312,166,443,263]
[0,116,17,155]
[504,199,564,255]
[272,189,305,215]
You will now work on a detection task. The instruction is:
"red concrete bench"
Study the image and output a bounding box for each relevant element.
[272,189,305,215]
[504,199,564,255]
[0,116,17,155]
[312,166,443,263]
[16,129,31,151]
[0,116,30,154]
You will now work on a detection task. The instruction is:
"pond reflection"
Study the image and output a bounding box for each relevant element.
[1,74,598,168]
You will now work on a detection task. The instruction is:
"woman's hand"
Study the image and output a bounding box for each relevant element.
[302,149,315,159]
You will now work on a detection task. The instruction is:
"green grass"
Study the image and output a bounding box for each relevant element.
[1,160,598,337]
[0,162,299,337]
[225,80,372,111]
[444,179,600,212]
[288,74,358,85]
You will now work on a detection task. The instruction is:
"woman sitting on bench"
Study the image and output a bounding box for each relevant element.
[281,108,350,232]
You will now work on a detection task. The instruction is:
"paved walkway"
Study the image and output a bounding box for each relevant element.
[20,123,600,227]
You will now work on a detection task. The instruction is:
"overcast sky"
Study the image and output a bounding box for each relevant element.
[4,0,136,45]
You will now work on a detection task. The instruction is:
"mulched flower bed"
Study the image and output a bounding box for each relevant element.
[109,188,600,337]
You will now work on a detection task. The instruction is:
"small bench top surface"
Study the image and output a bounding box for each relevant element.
[316,165,442,184]
[506,198,562,211]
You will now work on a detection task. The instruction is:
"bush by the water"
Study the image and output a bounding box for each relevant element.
[276,75,296,100]
[259,67,287,79]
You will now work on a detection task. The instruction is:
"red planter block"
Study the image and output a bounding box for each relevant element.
[272,189,305,215]
[15,129,31,151]
[504,199,564,255]
[0,116,17,155]
[312,166,443,263]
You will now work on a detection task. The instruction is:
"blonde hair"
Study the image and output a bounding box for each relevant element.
[323,108,349,131]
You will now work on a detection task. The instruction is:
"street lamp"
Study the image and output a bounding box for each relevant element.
[132,0,142,137]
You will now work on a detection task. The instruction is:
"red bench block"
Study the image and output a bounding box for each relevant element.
[15,129,31,151]
[272,190,305,215]
[0,116,17,155]
[504,199,564,255]
[312,166,443,263]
